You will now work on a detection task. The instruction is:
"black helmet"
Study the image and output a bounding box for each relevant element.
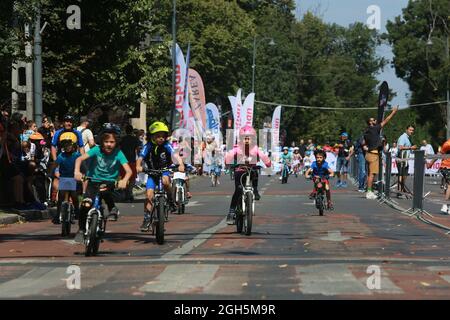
[102,122,121,135]
[63,114,74,122]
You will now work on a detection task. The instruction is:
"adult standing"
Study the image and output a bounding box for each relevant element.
[335,132,354,188]
[354,134,367,192]
[363,106,398,200]
[420,139,435,156]
[396,125,417,196]
[76,116,95,193]
[298,139,307,158]
[120,124,142,201]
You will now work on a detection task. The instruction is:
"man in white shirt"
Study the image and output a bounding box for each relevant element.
[420,140,435,156]
[76,116,95,152]
[77,116,95,192]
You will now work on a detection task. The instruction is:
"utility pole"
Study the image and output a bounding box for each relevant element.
[446,34,449,139]
[33,5,43,125]
[170,0,176,130]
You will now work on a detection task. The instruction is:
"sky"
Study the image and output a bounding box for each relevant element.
[295,0,410,108]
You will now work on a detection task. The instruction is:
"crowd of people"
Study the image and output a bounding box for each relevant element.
[1,105,450,231]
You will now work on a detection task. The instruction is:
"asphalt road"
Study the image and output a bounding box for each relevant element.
[1,173,450,299]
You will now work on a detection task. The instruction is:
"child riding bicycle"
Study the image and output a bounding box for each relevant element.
[74,123,132,242]
[224,126,271,225]
[305,149,335,210]
[136,121,185,232]
[52,138,81,225]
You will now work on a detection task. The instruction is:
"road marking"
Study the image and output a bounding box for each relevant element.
[61,239,77,245]
[427,266,450,284]
[297,264,371,296]
[319,231,351,242]
[186,201,203,207]
[203,271,248,295]
[160,218,228,260]
[0,267,66,298]
[139,264,219,293]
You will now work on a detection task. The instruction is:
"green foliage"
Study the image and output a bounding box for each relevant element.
[386,0,449,144]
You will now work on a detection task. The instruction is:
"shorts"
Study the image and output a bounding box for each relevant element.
[146,171,170,190]
[365,152,379,175]
[336,157,349,173]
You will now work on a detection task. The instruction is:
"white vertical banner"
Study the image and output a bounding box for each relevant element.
[174,43,187,129]
[271,105,281,152]
[228,89,242,143]
[242,92,255,128]
[206,103,221,143]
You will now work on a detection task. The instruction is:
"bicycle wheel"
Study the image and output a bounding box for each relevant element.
[85,211,99,256]
[244,193,253,236]
[317,195,324,216]
[155,201,165,245]
[236,209,243,233]
[177,188,183,214]
[61,202,70,237]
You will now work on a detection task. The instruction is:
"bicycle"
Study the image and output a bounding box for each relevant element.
[309,175,333,216]
[144,165,179,244]
[172,170,189,214]
[281,163,290,184]
[82,178,117,256]
[58,177,77,237]
[235,165,259,236]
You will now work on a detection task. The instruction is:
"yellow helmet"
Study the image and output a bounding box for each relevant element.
[148,121,169,135]
[59,131,78,143]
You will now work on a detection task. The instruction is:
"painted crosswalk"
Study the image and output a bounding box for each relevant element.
[2,262,450,298]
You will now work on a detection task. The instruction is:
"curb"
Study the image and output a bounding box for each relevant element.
[0,213,23,225]
[0,208,57,226]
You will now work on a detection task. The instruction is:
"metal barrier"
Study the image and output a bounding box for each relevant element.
[349,151,449,214]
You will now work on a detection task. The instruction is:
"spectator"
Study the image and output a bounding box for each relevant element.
[21,120,37,142]
[120,124,141,202]
[335,132,353,188]
[306,139,315,152]
[76,116,95,193]
[396,124,417,196]
[420,139,435,156]
[354,134,367,192]
[389,142,398,159]
[38,116,53,147]
[298,139,307,158]
[363,106,398,200]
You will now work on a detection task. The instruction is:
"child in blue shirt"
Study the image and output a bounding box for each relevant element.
[52,139,81,224]
[305,149,335,210]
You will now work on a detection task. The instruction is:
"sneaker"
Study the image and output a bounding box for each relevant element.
[226,209,235,225]
[366,191,377,200]
[254,191,261,201]
[169,202,177,213]
[108,207,119,221]
[358,189,366,193]
[74,229,85,243]
[140,214,152,232]
[336,181,342,188]
[441,204,449,214]
[342,181,348,188]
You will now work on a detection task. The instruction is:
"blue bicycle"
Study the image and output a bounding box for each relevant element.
[82,179,117,256]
